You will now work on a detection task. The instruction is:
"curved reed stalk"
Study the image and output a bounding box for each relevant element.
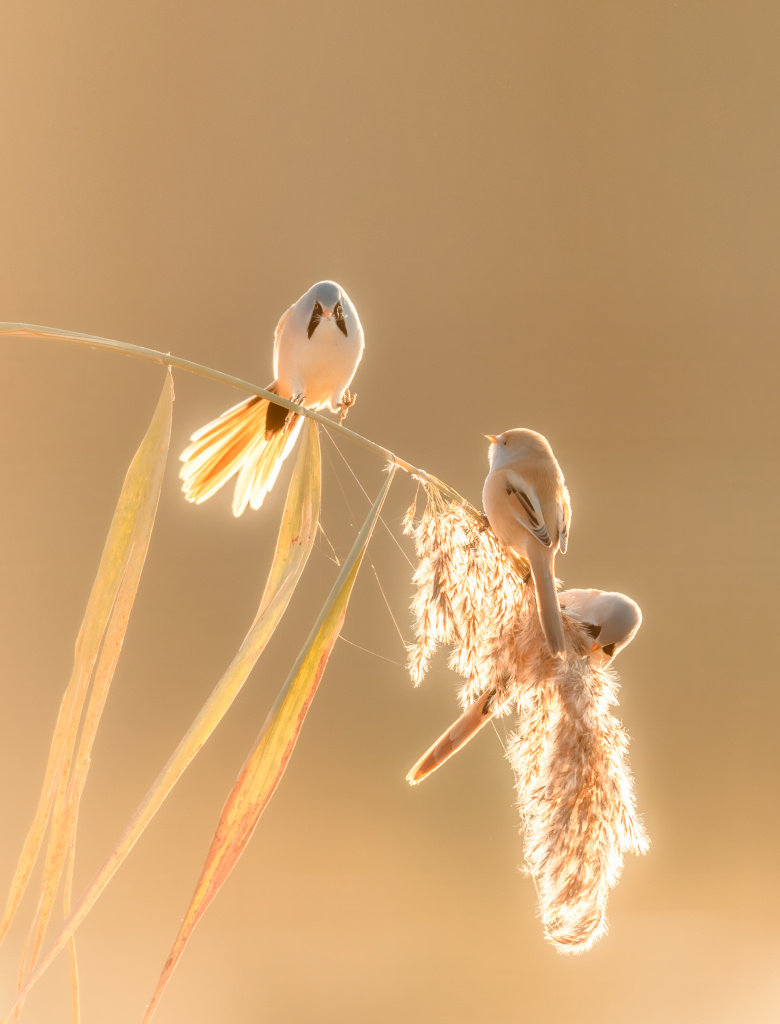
[0,323,465,504]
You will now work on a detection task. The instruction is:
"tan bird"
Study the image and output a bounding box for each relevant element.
[407,589,642,785]
[559,588,642,667]
[180,280,364,516]
[482,428,571,657]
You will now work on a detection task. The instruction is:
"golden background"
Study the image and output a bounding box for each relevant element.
[2,2,778,1021]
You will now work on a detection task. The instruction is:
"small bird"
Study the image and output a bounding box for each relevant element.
[559,588,642,667]
[180,280,364,516]
[406,590,642,785]
[482,428,571,657]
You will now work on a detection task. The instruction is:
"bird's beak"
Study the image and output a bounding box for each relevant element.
[322,309,332,319]
[484,434,498,445]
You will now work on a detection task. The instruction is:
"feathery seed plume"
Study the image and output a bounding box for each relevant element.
[404,485,648,953]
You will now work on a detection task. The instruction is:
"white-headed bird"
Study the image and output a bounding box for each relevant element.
[560,588,642,667]
[180,280,364,516]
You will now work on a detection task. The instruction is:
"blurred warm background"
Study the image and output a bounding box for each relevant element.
[2,2,779,1021]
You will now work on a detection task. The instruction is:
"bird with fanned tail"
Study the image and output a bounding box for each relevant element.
[180,280,364,516]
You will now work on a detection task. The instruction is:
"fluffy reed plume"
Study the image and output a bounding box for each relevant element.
[403,485,531,713]
[404,485,649,953]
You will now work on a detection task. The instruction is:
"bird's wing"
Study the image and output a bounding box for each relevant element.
[557,483,572,554]
[272,303,295,380]
[504,470,552,547]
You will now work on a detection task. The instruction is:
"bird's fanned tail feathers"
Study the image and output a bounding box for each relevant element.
[233,413,302,516]
[179,391,302,515]
[406,689,497,785]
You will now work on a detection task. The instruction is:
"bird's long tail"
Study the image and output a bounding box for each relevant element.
[530,556,567,658]
[179,388,302,516]
[406,689,497,786]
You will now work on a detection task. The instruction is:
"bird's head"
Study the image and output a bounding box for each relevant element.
[304,280,350,339]
[560,588,642,666]
[485,427,553,470]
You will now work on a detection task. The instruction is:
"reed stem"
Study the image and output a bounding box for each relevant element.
[0,323,469,506]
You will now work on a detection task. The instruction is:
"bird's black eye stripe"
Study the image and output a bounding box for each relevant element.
[334,300,348,337]
[307,301,323,339]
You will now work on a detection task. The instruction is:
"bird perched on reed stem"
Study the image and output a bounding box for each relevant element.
[180,280,364,516]
[482,428,571,657]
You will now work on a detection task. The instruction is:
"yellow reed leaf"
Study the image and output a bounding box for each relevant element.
[2,417,321,1023]
[63,839,80,1024]
[0,372,174,956]
[142,466,396,1023]
[18,373,174,989]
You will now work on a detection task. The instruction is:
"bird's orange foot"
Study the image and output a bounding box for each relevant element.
[338,390,357,423]
[286,393,306,429]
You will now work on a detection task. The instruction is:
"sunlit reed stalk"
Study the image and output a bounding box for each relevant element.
[0,323,463,503]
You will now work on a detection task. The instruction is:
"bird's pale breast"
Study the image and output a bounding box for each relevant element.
[276,317,363,407]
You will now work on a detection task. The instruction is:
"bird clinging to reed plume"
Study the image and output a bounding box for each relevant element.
[180,280,364,516]
[482,428,571,657]
[406,588,642,785]
[559,588,642,668]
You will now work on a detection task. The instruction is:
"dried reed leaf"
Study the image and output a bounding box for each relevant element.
[63,839,80,1024]
[142,465,397,1023]
[2,418,321,1022]
[17,374,173,996]
[405,485,648,953]
[0,372,173,954]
